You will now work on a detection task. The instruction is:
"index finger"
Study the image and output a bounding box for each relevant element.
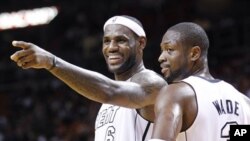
[12,40,32,50]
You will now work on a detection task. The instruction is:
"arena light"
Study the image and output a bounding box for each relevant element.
[0,6,58,31]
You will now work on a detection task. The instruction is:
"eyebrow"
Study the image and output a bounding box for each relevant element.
[160,41,171,47]
[103,34,130,39]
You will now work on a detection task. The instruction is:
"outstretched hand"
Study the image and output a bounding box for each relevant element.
[10,40,55,70]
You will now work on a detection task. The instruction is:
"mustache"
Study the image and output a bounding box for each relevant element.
[160,63,170,68]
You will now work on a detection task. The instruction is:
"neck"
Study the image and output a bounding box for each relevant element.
[114,61,145,81]
[171,59,213,83]
[192,59,214,80]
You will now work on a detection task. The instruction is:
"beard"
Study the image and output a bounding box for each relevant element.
[165,67,189,83]
[165,70,181,83]
[107,54,136,75]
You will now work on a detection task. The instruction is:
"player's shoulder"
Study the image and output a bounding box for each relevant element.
[135,69,164,79]
[241,94,250,106]
[223,82,250,107]
[157,81,196,104]
[161,82,194,95]
[132,69,166,85]
[132,69,166,83]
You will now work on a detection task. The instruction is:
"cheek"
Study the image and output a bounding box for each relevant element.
[170,54,183,69]
[122,46,132,57]
[102,47,108,61]
[102,46,107,55]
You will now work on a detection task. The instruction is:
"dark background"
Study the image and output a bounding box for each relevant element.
[0,0,249,140]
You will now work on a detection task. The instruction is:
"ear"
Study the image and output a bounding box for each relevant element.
[190,46,201,61]
[138,37,146,50]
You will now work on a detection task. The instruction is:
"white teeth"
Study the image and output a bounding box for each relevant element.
[109,55,121,59]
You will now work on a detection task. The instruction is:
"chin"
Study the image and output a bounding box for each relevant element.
[165,76,175,83]
[108,65,122,73]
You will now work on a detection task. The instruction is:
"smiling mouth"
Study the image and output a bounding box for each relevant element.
[108,55,122,65]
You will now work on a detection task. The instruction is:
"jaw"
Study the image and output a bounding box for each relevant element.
[164,67,185,83]
[107,63,122,73]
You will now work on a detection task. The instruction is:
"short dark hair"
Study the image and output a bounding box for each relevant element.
[168,22,209,56]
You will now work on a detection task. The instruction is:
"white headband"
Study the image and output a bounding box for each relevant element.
[103,16,146,37]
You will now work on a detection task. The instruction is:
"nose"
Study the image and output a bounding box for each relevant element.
[108,40,119,52]
[158,52,165,63]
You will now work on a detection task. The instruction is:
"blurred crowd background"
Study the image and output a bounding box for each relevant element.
[0,0,250,141]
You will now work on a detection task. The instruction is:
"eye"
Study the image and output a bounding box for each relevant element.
[103,38,110,45]
[117,38,127,44]
[161,46,173,53]
[166,48,173,52]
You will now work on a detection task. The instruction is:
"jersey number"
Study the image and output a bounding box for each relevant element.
[105,126,115,141]
[221,121,238,140]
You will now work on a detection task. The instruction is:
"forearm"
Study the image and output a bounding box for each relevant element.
[49,56,115,103]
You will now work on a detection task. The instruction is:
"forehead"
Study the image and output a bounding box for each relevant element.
[104,24,134,37]
[162,30,181,43]
[161,30,183,47]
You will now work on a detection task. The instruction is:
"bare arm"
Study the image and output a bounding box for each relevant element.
[10,41,166,108]
[152,83,197,141]
[49,57,162,108]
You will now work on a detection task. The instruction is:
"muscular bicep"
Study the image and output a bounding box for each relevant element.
[152,83,197,140]
[107,75,166,108]
[104,81,145,106]
[152,85,183,140]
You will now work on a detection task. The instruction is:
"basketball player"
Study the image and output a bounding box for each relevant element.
[148,22,250,141]
[10,15,167,141]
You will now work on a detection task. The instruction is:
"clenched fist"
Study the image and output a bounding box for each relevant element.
[10,41,55,70]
